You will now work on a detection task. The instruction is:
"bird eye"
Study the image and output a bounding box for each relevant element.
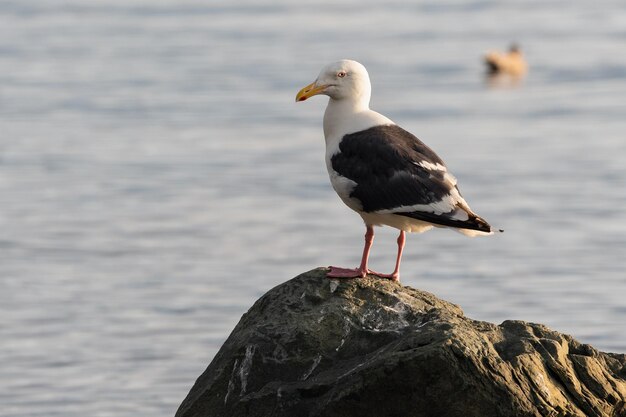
[337,71,347,78]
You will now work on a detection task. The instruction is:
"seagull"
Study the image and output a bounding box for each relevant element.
[296,59,500,281]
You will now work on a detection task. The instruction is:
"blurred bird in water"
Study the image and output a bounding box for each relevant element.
[484,44,528,77]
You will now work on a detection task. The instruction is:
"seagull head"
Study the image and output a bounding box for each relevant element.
[296,59,372,106]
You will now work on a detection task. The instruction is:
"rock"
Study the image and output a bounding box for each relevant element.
[176,268,626,417]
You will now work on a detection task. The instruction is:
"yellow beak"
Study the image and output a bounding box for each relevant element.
[295,81,327,102]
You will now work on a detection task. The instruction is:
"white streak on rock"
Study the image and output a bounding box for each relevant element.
[224,359,239,404]
[239,345,256,396]
[535,373,551,399]
[317,306,327,323]
[360,302,411,332]
[301,354,322,380]
[338,348,385,380]
[336,338,346,352]
[417,320,430,329]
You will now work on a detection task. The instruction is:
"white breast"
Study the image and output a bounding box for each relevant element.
[323,107,394,169]
[322,102,394,214]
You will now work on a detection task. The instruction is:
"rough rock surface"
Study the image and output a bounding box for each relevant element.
[176,268,626,417]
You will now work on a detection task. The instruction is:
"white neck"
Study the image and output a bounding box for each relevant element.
[322,97,394,144]
[323,98,365,138]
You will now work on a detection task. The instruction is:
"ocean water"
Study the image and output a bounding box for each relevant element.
[1,0,625,416]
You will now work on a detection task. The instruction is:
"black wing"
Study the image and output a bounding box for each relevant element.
[331,124,491,232]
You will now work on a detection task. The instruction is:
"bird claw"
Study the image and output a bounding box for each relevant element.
[368,271,400,282]
[326,266,367,279]
[326,266,399,281]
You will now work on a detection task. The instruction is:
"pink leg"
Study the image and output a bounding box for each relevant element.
[327,228,406,281]
[369,230,405,282]
[327,225,375,278]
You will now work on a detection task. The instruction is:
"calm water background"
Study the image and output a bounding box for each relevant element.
[1,0,625,415]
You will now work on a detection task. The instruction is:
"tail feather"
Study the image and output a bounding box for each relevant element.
[397,210,502,235]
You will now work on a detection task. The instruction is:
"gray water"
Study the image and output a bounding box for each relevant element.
[1,1,625,416]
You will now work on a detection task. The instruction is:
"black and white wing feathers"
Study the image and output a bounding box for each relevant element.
[330,125,492,233]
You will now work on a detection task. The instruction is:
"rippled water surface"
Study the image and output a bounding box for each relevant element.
[1,1,626,415]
